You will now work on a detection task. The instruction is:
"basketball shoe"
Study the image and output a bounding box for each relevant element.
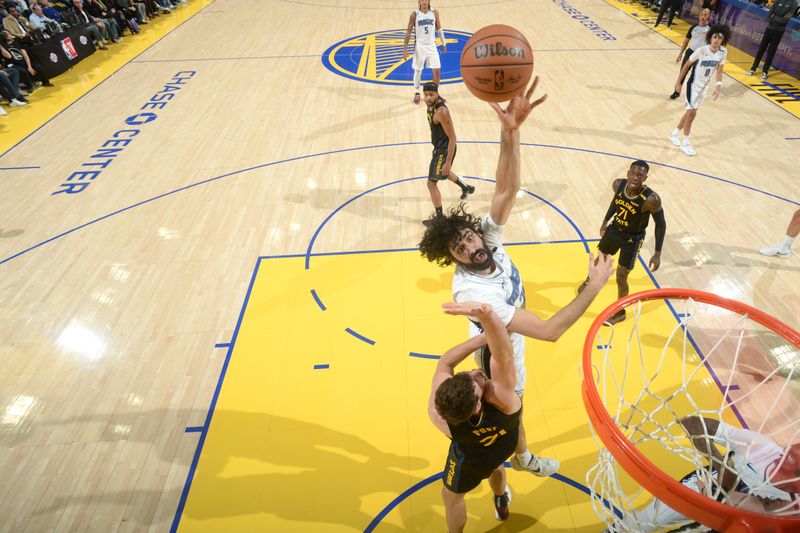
[460,185,475,200]
[669,131,681,146]
[759,245,791,258]
[680,142,696,156]
[493,485,512,521]
[603,309,626,326]
[510,454,559,477]
[413,92,421,104]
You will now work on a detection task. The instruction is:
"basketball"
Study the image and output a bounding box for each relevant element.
[460,25,533,103]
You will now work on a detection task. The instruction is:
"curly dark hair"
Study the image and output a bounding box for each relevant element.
[706,24,731,46]
[418,203,483,267]
[435,372,478,424]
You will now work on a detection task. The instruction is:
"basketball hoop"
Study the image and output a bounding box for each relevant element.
[582,288,800,532]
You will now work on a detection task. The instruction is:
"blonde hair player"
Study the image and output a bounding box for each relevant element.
[403,0,446,105]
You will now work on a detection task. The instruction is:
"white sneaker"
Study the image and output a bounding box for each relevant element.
[680,142,696,156]
[669,132,681,146]
[510,454,559,477]
[759,245,791,258]
[9,99,27,107]
[746,69,755,76]
[0,105,6,116]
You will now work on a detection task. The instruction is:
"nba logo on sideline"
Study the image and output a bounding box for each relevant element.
[322,29,471,86]
[61,37,78,60]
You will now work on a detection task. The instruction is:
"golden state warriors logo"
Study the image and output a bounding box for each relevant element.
[322,29,471,86]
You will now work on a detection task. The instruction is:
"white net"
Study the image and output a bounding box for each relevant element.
[585,295,800,533]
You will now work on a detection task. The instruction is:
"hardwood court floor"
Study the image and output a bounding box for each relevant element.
[1,0,798,531]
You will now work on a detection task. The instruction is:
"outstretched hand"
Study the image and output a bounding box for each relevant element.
[489,76,548,130]
[442,301,493,320]
[587,252,615,288]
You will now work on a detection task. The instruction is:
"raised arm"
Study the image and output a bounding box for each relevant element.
[442,301,518,410]
[488,77,547,226]
[508,253,614,341]
[428,330,488,436]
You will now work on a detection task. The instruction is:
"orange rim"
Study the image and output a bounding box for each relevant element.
[582,288,800,532]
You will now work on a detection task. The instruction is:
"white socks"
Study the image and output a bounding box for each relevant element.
[782,236,795,250]
[515,450,532,465]
[413,69,422,93]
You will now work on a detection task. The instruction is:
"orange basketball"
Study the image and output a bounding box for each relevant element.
[460,25,533,103]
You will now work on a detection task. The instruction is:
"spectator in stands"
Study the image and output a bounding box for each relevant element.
[70,0,108,49]
[3,3,34,40]
[1,29,52,87]
[115,0,145,29]
[28,3,61,36]
[655,0,682,28]
[747,0,798,80]
[83,0,120,41]
[0,65,28,109]
[38,0,63,23]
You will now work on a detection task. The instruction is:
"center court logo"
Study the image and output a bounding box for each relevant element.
[322,29,471,86]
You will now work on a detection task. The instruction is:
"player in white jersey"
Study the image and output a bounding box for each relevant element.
[403,0,446,104]
[670,8,710,99]
[608,416,800,532]
[419,77,615,478]
[668,24,730,156]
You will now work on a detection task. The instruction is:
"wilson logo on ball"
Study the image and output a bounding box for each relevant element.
[474,42,526,59]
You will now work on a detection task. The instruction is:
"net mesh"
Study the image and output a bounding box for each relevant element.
[585,295,800,532]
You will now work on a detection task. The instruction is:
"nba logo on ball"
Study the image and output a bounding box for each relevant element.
[494,70,504,91]
[461,25,534,102]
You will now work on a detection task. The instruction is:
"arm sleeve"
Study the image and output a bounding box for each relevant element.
[652,209,666,252]
[603,201,617,224]
[686,25,695,38]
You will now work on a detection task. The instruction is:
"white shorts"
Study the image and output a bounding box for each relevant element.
[470,323,526,396]
[684,82,707,110]
[412,43,440,71]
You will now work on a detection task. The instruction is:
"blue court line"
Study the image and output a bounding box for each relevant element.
[214,342,230,348]
[364,469,622,531]
[409,352,441,360]
[636,255,749,430]
[132,54,321,63]
[310,289,327,311]
[787,137,800,140]
[3,141,797,268]
[345,327,376,346]
[313,364,330,369]
[259,239,599,261]
[305,173,591,269]
[170,256,262,533]
[0,166,40,170]
[756,82,800,101]
[184,426,204,433]
[0,0,219,160]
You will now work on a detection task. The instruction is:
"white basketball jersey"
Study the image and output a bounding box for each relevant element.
[688,45,726,90]
[415,9,437,46]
